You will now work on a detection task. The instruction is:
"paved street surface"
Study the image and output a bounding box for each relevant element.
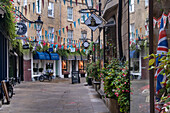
[0,78,109,113]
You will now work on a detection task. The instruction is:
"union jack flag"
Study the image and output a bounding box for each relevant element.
[155,17,169,112]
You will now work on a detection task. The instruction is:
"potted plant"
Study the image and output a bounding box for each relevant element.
[39,68,43,73]
[63,71,70,78]
[79,70,86,77]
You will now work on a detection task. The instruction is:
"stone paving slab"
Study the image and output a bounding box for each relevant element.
[0,78,109,113]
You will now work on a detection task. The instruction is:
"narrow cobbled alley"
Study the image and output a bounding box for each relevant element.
[0,79,109,113]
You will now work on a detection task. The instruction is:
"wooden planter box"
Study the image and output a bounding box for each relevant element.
[105,98,120,113]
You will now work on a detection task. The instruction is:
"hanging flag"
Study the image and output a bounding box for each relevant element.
[87,13,89,18]
[29,22,31,28]
[25,5,27,16]
[155,18,168,104]
[73,21,76,28]
[153,18,157,28]
[33,2,35,13]
[42,0,44,8]
[137,0,139,4]
[162,13,167,28]
[59,29,61,36]
[55,0,57,2]
[64,38,65,43]
[34,23,36,29]
[76,0,77,5]
[83,15,85,22]
[63,0,65,5]
[55,44,58,49]
[48,34,50,40]
[62,45,64,49]
[52,33,54,42]
[70,23,73,29]
[157,18,161,28]
[70,0,72,6]
[55,35,57,42]
[168,12,170,24]
[21,6,23,13]
[48,0,49,5]
[56,31,58,36]
[62,28,65,34]
[136,29,138,39]
[82,0,84,4]
[78,18,80,25]
[140,27,142,34]
[45,30,48,39]
[58,36,60,42]
[42,35,44,40]
[28,4,30,12]
[66,26,68,32]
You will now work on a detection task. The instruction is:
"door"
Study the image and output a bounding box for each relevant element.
[72,60,76,71]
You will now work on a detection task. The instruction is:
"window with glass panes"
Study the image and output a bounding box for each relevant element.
[67,7,73,21]
[129,0,134,13]
[130,23,135,40]
[36,0,41,14]
[48,2,54,17]
[48,27,54,42]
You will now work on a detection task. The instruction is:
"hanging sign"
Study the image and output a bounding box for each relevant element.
[84,13,103,31]
[16,22,27,35]
[82,41,90,49]
[23,44,29,49]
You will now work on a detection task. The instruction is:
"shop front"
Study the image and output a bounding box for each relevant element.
[32,52,59,80]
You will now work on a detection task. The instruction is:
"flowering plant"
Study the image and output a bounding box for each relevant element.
[100,58,130,112]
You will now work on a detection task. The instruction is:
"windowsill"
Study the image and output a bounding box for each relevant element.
[67,19,73,22]
[130,11,135,14]
[48,15,55,19]
[36,12,41,15]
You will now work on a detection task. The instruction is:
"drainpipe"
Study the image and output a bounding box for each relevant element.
[118,0,123,59]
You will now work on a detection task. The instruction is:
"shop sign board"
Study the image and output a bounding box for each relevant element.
[72,71,80,84]
[84,13,103,31]
[16,22,27,35]
[23,44,29,49]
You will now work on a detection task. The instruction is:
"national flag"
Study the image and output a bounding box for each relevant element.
[155,17,168,99]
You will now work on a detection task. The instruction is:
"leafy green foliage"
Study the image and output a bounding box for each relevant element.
[0,1,17,40]
[145,49,170,111]
[100,59,130,112]
[86,60,100,81]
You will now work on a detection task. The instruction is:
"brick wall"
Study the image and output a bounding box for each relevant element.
[23,60,32,81]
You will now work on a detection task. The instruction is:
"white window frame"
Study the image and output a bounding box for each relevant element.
[48,2,54,17]
[36,0,41,14]
[130,23,135,40]
[129,0,134,13]
[67,7,73,21]
[48,27,54,43]
[68,30,73,40]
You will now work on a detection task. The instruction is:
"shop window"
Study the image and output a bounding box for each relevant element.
[33,63,39,75]
[79,61,84,71]
[46,63,53,70]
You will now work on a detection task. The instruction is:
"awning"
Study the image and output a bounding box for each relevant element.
[130,50,139,58]
[50,53,59,60]
[81,56,87,61]
[67,55,75,60]
[33,52,46,60]
[44,52,50,60]
[76,56,81,60]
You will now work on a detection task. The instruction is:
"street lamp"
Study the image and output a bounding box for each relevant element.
[82,30,87,39]
[35,16,43,31]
